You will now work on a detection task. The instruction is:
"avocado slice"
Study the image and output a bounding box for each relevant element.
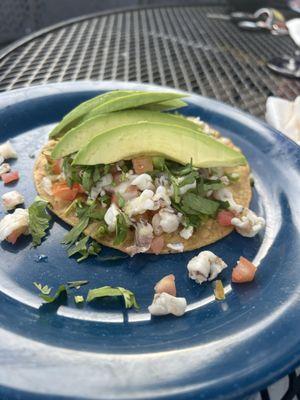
[51,110,203,159]
[139,99,187,111]
[73,122,247,167]
[49,90,136,138]
[49,90,186,139]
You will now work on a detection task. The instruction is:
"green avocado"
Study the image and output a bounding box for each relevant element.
[51,110,203,159]
[73,122,247,167]
[139,99,187,111]
[49,90,185,139]
[49,90,136,138]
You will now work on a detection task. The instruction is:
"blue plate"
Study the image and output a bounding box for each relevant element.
[0,81,299,400]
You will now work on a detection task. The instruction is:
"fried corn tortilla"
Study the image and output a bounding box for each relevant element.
[34,140,251,254]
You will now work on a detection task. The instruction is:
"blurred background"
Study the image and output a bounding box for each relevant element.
[0,0,299,48]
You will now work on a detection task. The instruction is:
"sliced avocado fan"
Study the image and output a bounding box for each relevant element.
[51,110,203,159]
[73,122,247,168]
[49,90,187,139]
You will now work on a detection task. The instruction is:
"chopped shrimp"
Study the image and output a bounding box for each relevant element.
[154,274,176,296]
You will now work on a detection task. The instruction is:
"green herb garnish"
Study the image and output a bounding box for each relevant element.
[62,215,89,246]
[86,286,139,309]
[33,282,51,295]
[67,280,89,289]
[67,236,101,262]
[28,196,51,246]
[114,213,128,245]
[34,283,67,303]
[181,192,220,216]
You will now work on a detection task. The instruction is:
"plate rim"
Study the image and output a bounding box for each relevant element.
[0,80,299,400]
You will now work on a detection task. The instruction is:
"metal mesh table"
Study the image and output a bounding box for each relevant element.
[0,4,299,119]
[0,5,299,400]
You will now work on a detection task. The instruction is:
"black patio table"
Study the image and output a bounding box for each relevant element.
[0,4,299,400]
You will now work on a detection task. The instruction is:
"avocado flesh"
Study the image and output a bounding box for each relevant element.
[84,92,185,119]
[49,91,136,138]
[49,90,185,138]
[138,99,187,111]
[73,122,247,167]
[52,110,203,159]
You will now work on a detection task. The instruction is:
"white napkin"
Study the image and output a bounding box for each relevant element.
[265,96,300,144]
[286,18,300,47]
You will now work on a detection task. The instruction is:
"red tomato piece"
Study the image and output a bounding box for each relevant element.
[232,256,257,283]
[217,210,235,226]
[1,171,19,184]
[52,181,78,201]
[6,226,27,244]
[150,235,165,255]
[132,157,153,174]
[72,182,85,194]
[52,159,62,175]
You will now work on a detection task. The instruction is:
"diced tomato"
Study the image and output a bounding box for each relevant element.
[1,171,19,184]
[52,159,62,175]
[6,226,27,244]
[217,210,235,226]
[52,181,78,201]
[150,235,165,255]
[155,274,176,296]
[72,182,85,193]
[232,256,257,283]
[132,157,153,174]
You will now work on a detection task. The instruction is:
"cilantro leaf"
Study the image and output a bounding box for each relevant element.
[33,282,51,295]
[67,280,89,289]
[166,160,194,176]
[86,286,139,309]
[34,283,67,303]
[67,236,89,257]
[182,193,220,216]
[203,180,225,191]
[67,235,101,262]
[62,215,89,246]
[114,213,128,245]
[178,171,198,187]
[28,196,51,246]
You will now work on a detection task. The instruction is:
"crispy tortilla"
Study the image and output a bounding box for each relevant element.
[34,140,251,254]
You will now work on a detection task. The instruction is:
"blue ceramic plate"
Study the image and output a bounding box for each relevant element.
[0,82,299,400]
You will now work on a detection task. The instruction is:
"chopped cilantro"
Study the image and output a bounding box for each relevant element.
[62,215,89,246]
[34,283,67,303]
[67,280,89,289]
[114,213,128,245]
[86,286,139,309]
[181,192,220,216]
[67,235,101,262]
[33,282,51,295]
[28,196,51,246]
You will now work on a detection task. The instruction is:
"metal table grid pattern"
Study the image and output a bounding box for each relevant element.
[0,5,299,118]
